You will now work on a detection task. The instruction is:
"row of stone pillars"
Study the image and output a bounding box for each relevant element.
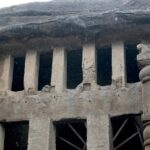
[0,41,127,92]
[0,113,112,150]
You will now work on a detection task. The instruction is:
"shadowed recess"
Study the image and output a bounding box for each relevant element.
[55,119,86,150]
[4,121,29,150]
[111,115,143,150]
[38,52,53,90]
[97,46,112,86]
[12,57,25,91]
[67,49,83,89]
[125,43,140,83]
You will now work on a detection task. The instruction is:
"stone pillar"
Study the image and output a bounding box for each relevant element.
[112,41,126,87]
[51,47,66,92]
[144,122,150,150]
[28,117,56,150]
[137,43,150,150]
[0,125,5,150]
[87,112,113,150]
[24,50,39,91]
[0,53,13,91]
[82,43,96,84]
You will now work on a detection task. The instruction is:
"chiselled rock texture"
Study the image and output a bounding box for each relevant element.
[87,112,113,150]
[24,50,39,91]
[28,117,55,150]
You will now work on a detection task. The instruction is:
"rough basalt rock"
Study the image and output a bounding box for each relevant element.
[0,0,150,40]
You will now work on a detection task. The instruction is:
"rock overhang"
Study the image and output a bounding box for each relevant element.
[0,0,150,42]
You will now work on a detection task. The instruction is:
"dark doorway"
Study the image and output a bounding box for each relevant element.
[125,43,140,83]
[111,115,143,150]
[38,52,53,90]
[55,119,86,150]
[67,49,83,89]
[12,57,25,91]
[97,46,112,86]
[4,121,29,150]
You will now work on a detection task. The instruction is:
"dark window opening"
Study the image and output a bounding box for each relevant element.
[125,43,140,83]
[67,49,83,89]
[55,119,86,150]
[38,52,53,90]
[4,121,29,150]
[97,46,112,86]
[12,57,25,91]
[111,115,143,150]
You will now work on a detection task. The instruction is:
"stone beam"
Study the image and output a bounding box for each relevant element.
[112,41,126,87]
[24,50,39,91]
[0,53,13,91]
[51,47,66,92]
[28,117,55,150]
[82,43,96,84]
[87,112,113,150]
[0,125,5,150]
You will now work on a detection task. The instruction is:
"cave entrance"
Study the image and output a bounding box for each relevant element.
[125,43,140,83]
[67,49,83,89]
[12,57,25,91]
[55,119,86,150]
[38,52,53,90]
[4,121,29,150]
[111,115,143,150]
[96,45,112,86]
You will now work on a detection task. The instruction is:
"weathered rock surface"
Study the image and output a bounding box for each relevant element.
[0,0,150,40]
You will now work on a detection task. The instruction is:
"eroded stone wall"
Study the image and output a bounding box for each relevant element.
[0,41,143,150]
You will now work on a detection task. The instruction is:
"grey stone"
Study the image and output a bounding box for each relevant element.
[0,0,150,40]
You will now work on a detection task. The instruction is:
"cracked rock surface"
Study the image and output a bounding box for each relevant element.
[0,0,150,40]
